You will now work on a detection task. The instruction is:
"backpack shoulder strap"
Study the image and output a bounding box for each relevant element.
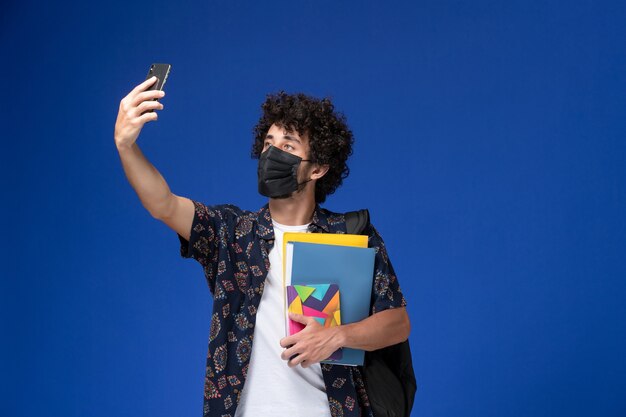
[345,209,370,235]
[344,208,417,417]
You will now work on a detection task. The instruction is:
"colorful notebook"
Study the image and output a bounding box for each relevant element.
[287,284,342,361]
[285,241,375,366]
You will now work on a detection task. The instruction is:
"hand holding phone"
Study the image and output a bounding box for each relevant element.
[114,64,172,149]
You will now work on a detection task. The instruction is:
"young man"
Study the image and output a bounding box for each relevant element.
[114,76,410,417]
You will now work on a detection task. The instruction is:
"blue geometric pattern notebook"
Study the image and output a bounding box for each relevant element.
[286,242,375,366]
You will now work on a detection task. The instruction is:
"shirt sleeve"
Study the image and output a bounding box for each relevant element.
[367,224,408,314]
[177,200,241,293]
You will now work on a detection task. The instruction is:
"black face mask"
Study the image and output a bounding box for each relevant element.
[257,146,312,198]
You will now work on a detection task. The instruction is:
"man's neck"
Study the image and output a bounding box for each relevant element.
[268,192,316,226]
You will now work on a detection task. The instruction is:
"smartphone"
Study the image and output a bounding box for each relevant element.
[145,63,171,93]
[143,63,171,113]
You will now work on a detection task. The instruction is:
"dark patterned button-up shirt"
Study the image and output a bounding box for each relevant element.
[177,201,407,417]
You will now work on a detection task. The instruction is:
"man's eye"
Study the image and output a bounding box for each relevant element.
[284,144,294,151]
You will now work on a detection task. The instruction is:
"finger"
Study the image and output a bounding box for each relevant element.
[130,76,158,96]
[135,100,164,116]
[289,312,311,325]
[288,353,306,368]
[135,111,158,125]
[281,345,300,360]
[280,335,297,348]
[133,89,165,106]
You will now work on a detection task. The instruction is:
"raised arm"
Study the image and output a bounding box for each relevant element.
[114,76,194,240]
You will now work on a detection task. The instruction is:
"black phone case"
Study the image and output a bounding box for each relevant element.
[145,63,171,92]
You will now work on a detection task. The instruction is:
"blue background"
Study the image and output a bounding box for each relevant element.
[2,0,625,416]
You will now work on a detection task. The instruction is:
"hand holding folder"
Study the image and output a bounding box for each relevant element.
[283,237,375,366]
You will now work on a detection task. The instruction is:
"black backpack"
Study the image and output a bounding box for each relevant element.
[345,209,417,417]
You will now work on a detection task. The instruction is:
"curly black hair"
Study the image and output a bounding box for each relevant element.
[251,91,354,204]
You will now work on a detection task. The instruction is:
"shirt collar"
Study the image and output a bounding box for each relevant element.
[255,203,331,240]
[309,205,331,233]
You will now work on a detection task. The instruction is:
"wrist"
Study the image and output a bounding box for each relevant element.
[116,141,137,153]
[334,324,349,350]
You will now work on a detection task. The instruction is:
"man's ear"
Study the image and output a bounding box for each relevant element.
[310,164,330,180]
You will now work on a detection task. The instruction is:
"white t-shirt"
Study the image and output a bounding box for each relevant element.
[234,220,332,417]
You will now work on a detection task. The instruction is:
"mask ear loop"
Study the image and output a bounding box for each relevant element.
[294,159,316,191]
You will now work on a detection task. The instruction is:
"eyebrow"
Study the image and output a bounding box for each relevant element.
[265,134,302,144]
